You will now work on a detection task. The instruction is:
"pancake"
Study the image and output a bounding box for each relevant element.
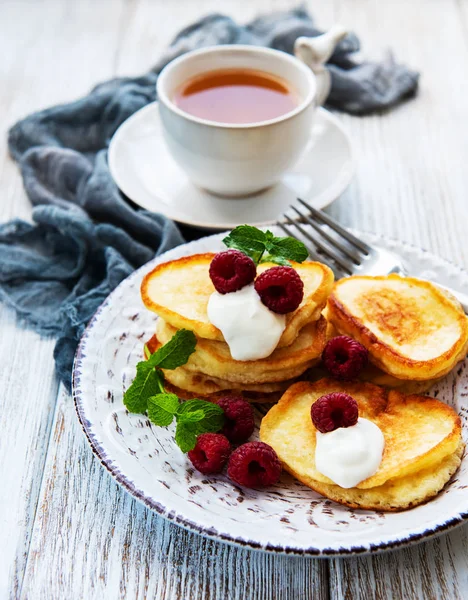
[260,379,463,510]
[327,275,468,381]
[155,317,326,384]
[304,442,463,511]
[146,333,300,402]
[308,364,440,395]
[163,363,297,395]
[358,364,442,394]
[323,312,443,393]
[163,378,281,404]
[141,253,334,348]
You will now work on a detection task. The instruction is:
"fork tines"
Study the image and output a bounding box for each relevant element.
[278,198,371,277]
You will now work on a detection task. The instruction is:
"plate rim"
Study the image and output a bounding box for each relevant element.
[72,230,468,556]
[107,102,356,231]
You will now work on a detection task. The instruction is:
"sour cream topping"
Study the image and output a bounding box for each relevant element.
[315,418,385,489]
[207,284,286,361]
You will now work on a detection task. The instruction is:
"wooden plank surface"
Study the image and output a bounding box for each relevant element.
[328,0,468,597]
[1,0,468,598]
[0,0,126,597]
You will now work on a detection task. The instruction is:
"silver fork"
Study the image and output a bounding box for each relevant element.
[278,198,468,313]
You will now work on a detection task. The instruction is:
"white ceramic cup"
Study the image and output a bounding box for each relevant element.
[156,27,347,197]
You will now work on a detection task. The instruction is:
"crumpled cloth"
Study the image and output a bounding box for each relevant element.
[2,6,419,390]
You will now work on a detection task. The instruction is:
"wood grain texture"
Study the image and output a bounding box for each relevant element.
[329,0,468,597]
[1,0,468,598]
[330,0,468,268]
[0,313,57,600]
[0,0,126,597]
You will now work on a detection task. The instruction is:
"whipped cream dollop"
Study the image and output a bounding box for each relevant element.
[207,284,286,361]
[315,418,385,489]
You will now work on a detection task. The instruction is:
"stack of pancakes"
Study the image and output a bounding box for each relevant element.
[326,274,468,394]
[141,253,334,402]
[261,378,464,511]
[260,274,467,511]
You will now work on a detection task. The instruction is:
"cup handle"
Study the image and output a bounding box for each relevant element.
[294,25,348,106]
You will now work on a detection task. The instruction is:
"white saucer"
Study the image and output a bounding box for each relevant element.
[108,102,355,230]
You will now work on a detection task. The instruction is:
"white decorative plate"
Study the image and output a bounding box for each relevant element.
[108,103,355,230]
[73,229,468,556]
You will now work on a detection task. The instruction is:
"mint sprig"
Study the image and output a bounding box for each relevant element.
[147,393,180,426]
[223,225,308,265]
[123,328,224,452]
[124,329,196,414]
[148,395,225,452]
[146,328,196,370]
[175,399,225,452]
[123,362,165,413]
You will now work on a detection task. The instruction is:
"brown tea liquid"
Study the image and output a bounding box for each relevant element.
[173,68,298,124]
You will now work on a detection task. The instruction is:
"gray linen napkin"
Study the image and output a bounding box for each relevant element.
[2,6,419,390]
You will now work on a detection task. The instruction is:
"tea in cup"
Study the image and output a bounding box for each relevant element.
[156,27,347,197]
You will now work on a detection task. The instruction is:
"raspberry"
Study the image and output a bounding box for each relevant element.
[311,392,359,433]
[209,250,256,294]
[188,433,231,474]
[322,335,368,380]
[254,266,304,314]
[217,395,255,443]
[227,441,282,487]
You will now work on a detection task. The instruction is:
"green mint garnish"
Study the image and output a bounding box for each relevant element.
[123,330,224,452]
[146,328,197,370]
[175,399,225,453]
[124,329,196,414]
[223,225,308,265]
[147,393,180,426]
[177,399,226,426]
[176,409,205,423]
[123,362,165,413]
[223,225,267,263]
[147,395,225,452]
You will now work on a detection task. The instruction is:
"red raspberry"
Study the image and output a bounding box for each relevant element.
[227,441,282,488]
[322,335,368,380]
[209,250,256,294]
[188,433,231,474]
[311,392,359,433]
[217,395,255,443]
[254,266,304,314]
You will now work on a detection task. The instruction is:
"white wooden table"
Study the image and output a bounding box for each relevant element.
[2,0,468,598]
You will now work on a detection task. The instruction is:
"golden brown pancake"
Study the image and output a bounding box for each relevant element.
[323,313,443,393]
[164,378,281,404]
[141,254,334,348]
[260,378,463,510]
[327,275,468,381]
[145,334,298,403]
[162,363,296,395]
[155,317,326,384]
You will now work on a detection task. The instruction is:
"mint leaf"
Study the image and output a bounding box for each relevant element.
[143,343,151,360]
[177,409,205,424]
[147,393,180,426]
[124,362,165,413]
[173,399,225,452]
[175,422,198,453]
[150,392,180,414]
[177,399,224,424]
[261,253,292,267]
[223,224,308,266]
[147,328,197,370]
[264,236,308,263]
[223,225,267,264]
